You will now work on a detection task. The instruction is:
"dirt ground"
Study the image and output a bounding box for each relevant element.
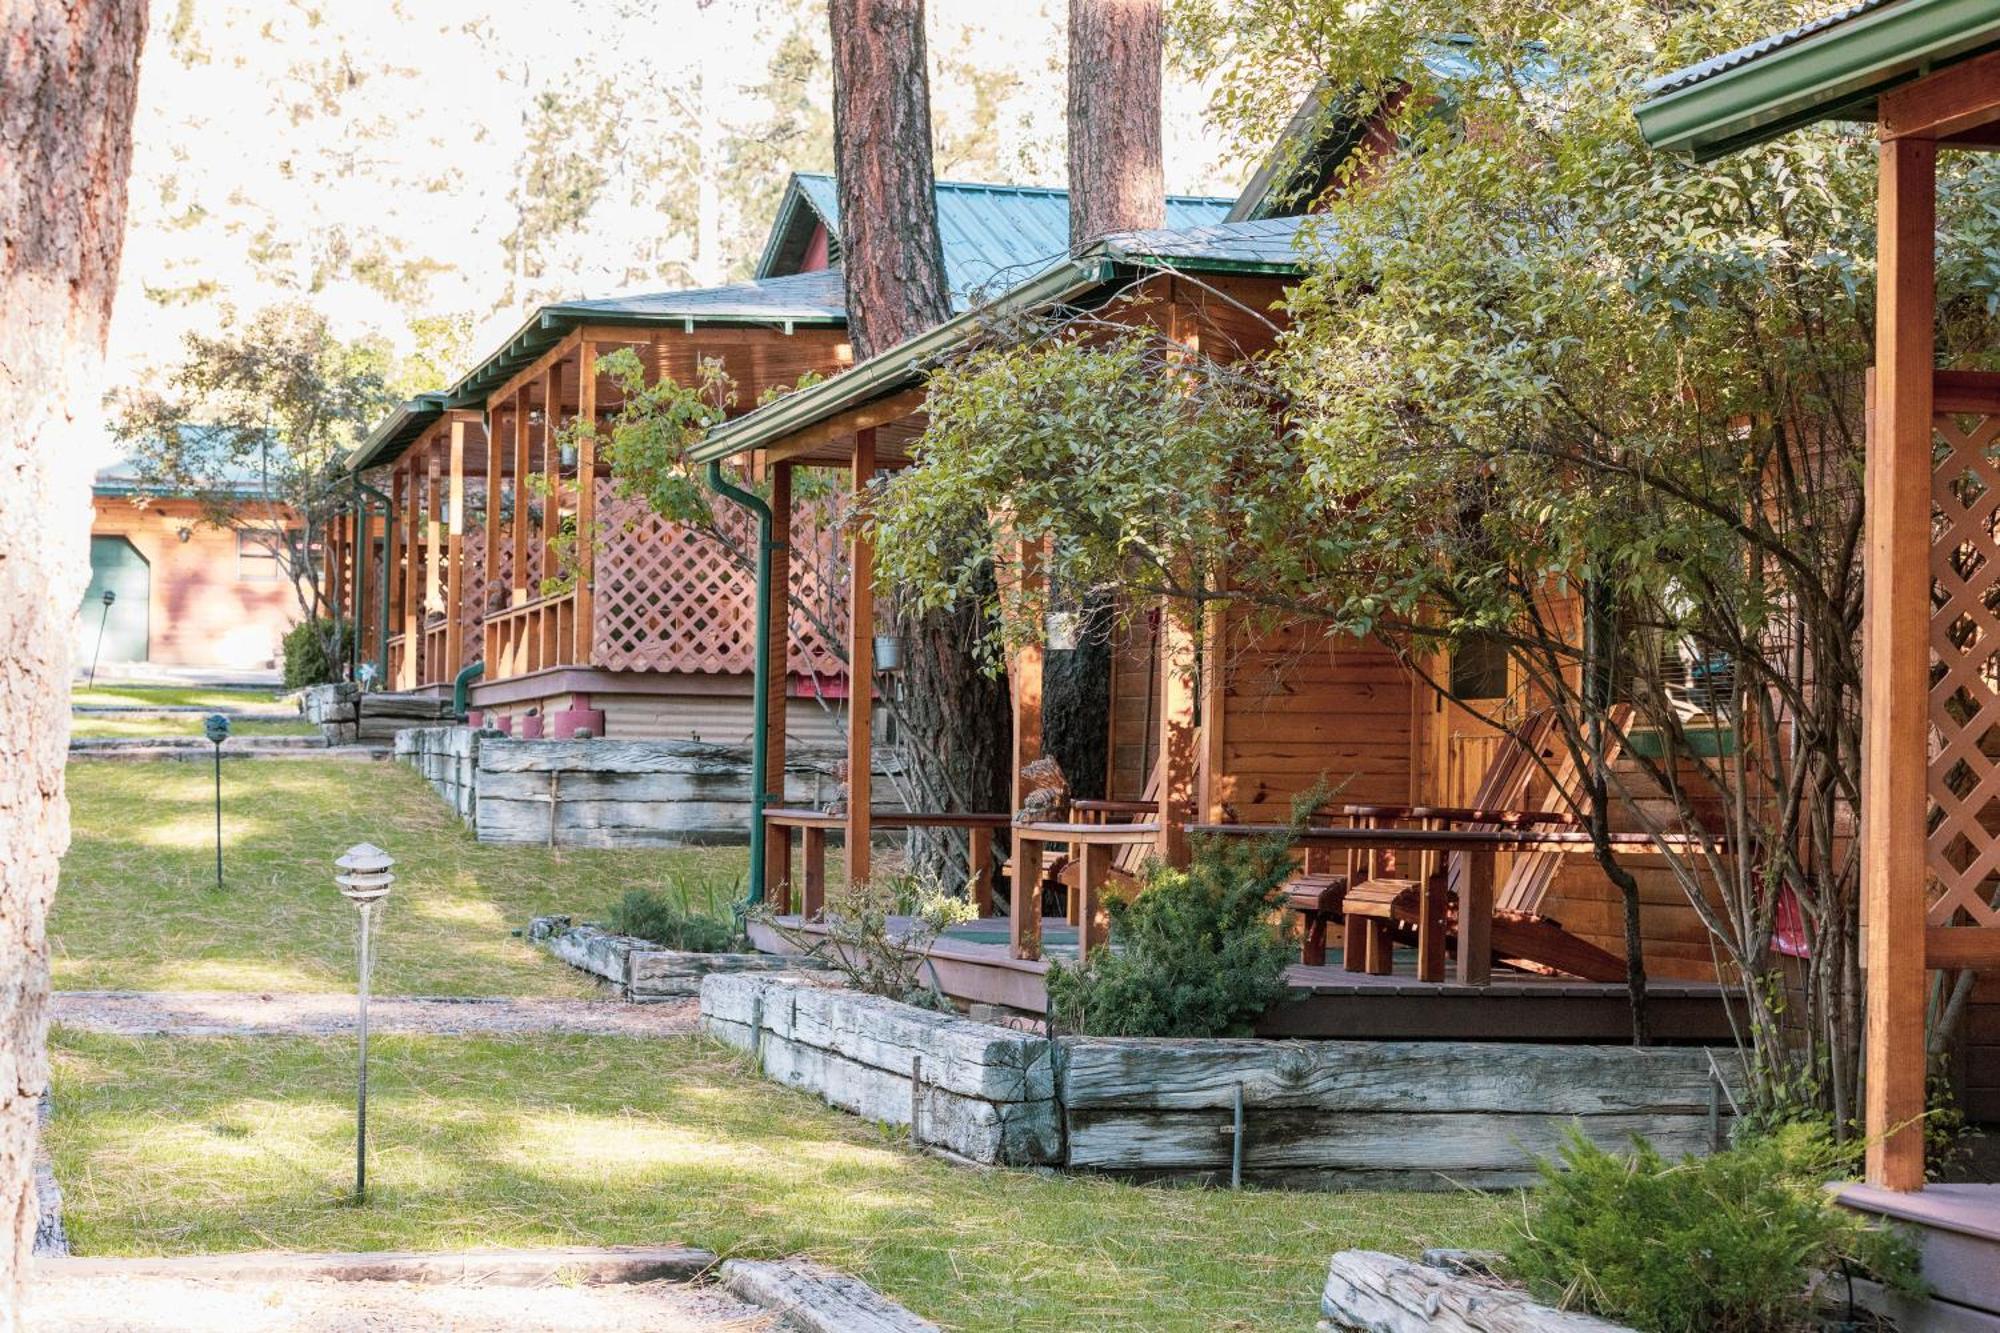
[49,990,700,1038]
[24,1271,774,1331]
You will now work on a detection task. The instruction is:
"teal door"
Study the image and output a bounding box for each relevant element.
[83,537,150,663]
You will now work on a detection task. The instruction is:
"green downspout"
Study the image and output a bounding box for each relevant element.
[704,461,776,904]
[355,479,395,684]
[348,476,366,681]
[453,661,484,720]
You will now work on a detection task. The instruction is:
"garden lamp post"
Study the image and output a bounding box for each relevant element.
[333,842,394,1203]
[86,589,116,688]
[203,714,230,890]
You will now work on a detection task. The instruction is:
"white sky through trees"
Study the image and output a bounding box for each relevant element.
[103,0,1241,464]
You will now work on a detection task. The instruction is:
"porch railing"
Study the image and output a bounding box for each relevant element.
[484,588,579,680]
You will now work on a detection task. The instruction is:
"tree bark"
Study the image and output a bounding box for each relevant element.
[829,0,1010,882]
[827,0,950,359]
[0,0,148,1315]
[1067,0,1163,252]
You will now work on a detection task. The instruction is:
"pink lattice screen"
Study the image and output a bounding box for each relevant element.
[590,479,846,676]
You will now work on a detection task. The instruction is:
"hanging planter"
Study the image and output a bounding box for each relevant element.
[873,634,903,674]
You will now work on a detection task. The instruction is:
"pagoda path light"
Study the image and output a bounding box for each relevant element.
[204,714,231,890]
[334,842,395,1204]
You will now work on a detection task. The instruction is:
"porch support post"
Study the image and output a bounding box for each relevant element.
[483,404,503,663]
[574,342,597,663]
[445,415,469,674]
[541,361,561,594]
[400,454,421,690]
[510,387,530,602]
[1156,601,1197,867]
[1863,134,1936,1193]
[1010,536,1045,809]
[765,462,794,903]
[845,428,877,888]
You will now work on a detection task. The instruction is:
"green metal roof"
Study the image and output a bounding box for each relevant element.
[693,217,1316,467]
[347,393,450,473]
[1636,0,2000,159]
[754,172,1235,303]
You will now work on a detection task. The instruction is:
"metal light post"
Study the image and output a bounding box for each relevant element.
[86,589,116,688]
[334,843,394,1203]
[203,714,230,890]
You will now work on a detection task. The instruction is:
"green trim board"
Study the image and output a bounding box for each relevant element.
[1636,0,2000,160]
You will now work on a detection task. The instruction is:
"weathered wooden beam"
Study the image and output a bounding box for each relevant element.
[1320,1251,1631,1332]
[1156,602,1198,867]
[485,327,580,416]
[846,427,877,888]
[1863,135,1935,1193]
[758,387,929,466]
[1880,48,2000,144]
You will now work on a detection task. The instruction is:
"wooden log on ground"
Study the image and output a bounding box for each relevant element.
[1321,1251,1633,1332]
[721,1259,937,1333]
[1058,1037,1723,1114]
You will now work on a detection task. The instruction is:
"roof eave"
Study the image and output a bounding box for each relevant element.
[1636,0,2000,160]
[692,255,1119,466]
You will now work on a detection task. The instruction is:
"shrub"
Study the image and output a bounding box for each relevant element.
[756,873,975,1010]
[281,618,351,689]
[1044,816,1304,1038]
[604,886,742,953]
[1506,1122,1924,1333]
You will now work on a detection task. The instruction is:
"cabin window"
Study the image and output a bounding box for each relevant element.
[237,529,306,583]
[1448,632,1511,701]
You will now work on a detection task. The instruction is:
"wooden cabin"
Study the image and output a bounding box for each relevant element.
[331,177,1236,744]
[1639,1,2000,1309]
[692,214,1731,1039]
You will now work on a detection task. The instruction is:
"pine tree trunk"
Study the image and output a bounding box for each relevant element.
[0,0,147,1314]
[827,0,950,358]
[829,0,1010,881]
[1067,0,1163,252]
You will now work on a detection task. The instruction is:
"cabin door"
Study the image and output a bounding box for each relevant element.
[81,536,150,664]
[1430,632,1515,809]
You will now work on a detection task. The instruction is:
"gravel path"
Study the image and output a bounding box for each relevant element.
[51,990,699,1038]
[25,1272,772,1331]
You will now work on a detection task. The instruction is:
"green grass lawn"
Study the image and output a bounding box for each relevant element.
[72,684,291,712]
[70,715,319,739]
[57,760,750,995]
[47,1030,1511,1330]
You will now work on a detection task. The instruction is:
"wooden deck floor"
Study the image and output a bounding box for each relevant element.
[747,914,1738,1044]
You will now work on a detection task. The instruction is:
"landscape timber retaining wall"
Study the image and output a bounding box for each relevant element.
[702,974,1060,1167]
[527,916,816,999]
[700,973,1736,1188]
[394,727,850,847]
[303,685,453,745]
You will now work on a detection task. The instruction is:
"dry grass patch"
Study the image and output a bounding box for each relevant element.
[48,1031,1511,1331]
[57,760,750,995]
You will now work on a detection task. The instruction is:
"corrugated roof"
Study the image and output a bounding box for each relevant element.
[1101,216,1319,271]
[552,267,847,323]
[757,172,1236,304]
[1642,0,1897,96]
[695,217,1317,467]
[1636,0,2000,159]
[95,426,288,499]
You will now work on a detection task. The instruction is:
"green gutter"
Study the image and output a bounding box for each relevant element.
[453,661,484,720]
[1636,0,2000,160]
[703,462,779,904]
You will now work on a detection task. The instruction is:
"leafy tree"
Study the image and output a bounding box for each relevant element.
[875,0,2000,1122]
[109,303,396,667]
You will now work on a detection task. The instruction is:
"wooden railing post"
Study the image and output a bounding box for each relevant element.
[1157,601,1198,867]
[400,454,422,690]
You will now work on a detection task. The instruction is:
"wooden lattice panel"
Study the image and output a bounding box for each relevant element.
[456,525,488,672]
[1928,399,2000,940]
[589,480,846,676]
